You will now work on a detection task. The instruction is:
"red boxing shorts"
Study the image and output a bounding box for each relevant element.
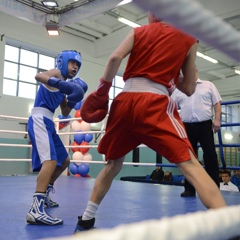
[98,92,196,163]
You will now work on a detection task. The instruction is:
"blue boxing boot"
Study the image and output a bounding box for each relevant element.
[26,193,63,225]
[44,184,59,208]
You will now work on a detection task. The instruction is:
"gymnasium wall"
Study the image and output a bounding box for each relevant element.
[0,12,239,179]
[0,138,30,175]
[0,136,182,178]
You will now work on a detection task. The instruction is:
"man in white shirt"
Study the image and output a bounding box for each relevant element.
[171,65,222,197]
[220,170,239,192]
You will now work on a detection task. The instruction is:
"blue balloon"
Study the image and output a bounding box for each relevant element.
[84,133,93,143]
[74,131,85,144]
[77,163,90,177]
[58,114,71,124]
[74,101,83,110]
[69,163,79,175]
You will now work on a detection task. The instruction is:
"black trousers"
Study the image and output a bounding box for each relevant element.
[183,120,220,193]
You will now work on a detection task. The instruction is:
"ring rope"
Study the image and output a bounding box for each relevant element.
[0,143,149,148]
[0,130,28,135]
[45,205,240,240]
[0,157,239,170]
[133,0,240,61]
[58,130,104,135]
[0,99,239,169]
[0,158,173,167]
[0,115,28,121]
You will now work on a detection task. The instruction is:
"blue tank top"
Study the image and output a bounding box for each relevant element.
[34,83,65,113]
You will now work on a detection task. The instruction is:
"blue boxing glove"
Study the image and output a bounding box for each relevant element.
[48,77,75,95]
[73,78,88,93]
[67,85,85,109]
[67,85,84,102]
[48,77,85,108]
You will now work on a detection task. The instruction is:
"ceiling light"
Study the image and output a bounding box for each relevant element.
[234,69,240,75]
[118,17,141,28]
[197,51,218,64]
[41,0,58,7]
[117,0,132,6]
[196,52,204,57]
[45,22,60,36]
[202,55,218,64]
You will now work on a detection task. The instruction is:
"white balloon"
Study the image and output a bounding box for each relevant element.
[83,153,92,162]
[79,121,91,131]
[71,120,82,131]
[72,151,84,161]
[90,122,103,131]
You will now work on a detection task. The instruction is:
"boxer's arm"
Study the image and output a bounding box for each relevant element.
[177,42,198,96]
[80,30,134,123]
[103,29,134,83]
[35,69,62,87]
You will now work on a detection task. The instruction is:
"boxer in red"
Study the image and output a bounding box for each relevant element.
[75,12,226,232]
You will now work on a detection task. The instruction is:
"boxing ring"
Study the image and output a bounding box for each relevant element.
[0,100,239,169]
[0,99,239,240]
[0,0,240,238]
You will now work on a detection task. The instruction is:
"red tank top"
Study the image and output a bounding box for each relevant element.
[123,22,196,91]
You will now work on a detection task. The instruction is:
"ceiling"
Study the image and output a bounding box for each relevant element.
[13,0,240,97]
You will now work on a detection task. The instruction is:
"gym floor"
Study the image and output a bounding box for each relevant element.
[0,175,239,240]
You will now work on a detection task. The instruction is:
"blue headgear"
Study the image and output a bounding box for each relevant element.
[56,50,82,78]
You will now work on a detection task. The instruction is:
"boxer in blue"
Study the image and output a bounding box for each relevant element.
[26,50,88,225]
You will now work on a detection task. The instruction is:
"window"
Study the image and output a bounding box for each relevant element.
[109,75,124,106]
[221,105,232,131]
[3,44,55,99]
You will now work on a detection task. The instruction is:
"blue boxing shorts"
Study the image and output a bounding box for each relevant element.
[28,107,68,172]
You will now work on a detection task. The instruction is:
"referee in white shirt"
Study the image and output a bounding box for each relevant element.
[171,65,222,197]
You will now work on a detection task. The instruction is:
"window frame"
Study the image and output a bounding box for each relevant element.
[3,43,56,99]
[221,105,233,131]
[109,74,124,106]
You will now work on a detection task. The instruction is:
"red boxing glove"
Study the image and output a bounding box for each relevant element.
[81,78,112,123]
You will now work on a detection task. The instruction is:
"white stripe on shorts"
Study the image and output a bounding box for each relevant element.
[167,98,187,138]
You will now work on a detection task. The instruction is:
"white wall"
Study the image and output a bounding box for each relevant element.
[0,12,239,144]
[0,12,126,138]
[211,76,240,100]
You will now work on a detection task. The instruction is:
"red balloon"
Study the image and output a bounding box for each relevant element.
[74,174,81,177]
[71,141,81,153]
[74,110,82,123]
[59,122,69,130]
[79,141,90,155]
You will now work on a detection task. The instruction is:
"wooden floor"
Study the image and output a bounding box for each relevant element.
[0,175,239,240]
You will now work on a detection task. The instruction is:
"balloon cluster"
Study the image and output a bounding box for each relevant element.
[69,86,93,177]
[58,114,71,130]
[69,162,90,177]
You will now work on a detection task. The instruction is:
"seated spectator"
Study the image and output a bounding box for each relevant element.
[231,170,240,188]
[150,166,164,181]
[219,169,224,182]
[220,170,239,192]
[163,171,172,181]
